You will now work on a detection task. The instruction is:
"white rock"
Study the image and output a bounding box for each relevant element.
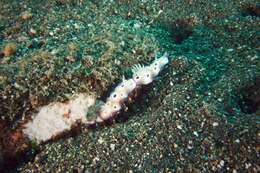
[23,93,96,142]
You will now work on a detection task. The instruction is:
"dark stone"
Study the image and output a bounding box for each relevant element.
[0,52,4,59]
[27,40,45,49]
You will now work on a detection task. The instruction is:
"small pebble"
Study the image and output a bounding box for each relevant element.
[227,48,234,52]
[51,49,59,55]
[110,144,115,151]
[21,11,33,20]
[3,43,16,56]
[29,28,37,36]
[176,124,182,130]
[235,139,240,143]
[220,160,225,167]
[193,131,199,137]
[49,31,54,36]
[133,22,142,29]
[97,137,104,144]
[17,36,28,42]
[245,163,251,169]
[212,122,219,127]
[0,52,4,59]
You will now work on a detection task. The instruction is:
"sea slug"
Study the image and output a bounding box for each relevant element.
[97,52,169,122]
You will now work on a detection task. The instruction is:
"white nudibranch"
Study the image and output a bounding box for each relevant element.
[98,52,169,122]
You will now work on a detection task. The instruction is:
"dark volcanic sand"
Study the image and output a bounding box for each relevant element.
[0,0,259,172]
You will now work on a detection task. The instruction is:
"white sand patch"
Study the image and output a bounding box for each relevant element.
[23,93,96,142]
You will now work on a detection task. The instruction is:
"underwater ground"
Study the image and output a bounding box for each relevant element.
[0,0,259,172]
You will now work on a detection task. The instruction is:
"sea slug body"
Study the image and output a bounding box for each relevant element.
[150,52,169,77]
[98,52,169,122]
[107,89,128,103]
[97,101,121,122]
[114,78,137,94]
[132,66,154,85]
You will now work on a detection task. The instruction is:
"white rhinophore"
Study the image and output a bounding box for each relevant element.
[132,65,154,85]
